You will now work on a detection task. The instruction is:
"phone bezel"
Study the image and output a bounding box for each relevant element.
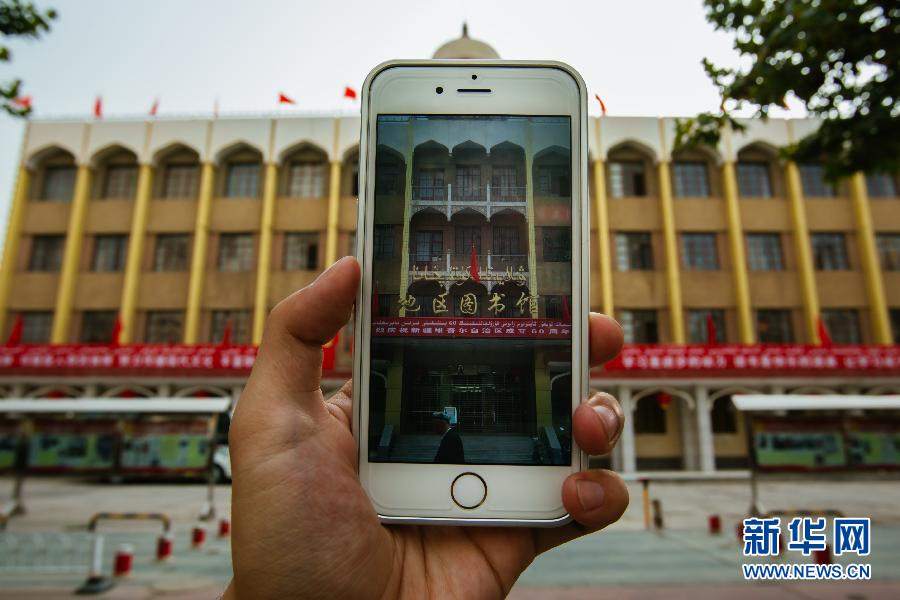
[353,60,589,526]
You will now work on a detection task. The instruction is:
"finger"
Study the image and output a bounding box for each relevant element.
[532,470,629,554]
[325,379,354,428]
[251,257,360,399]
[572,392,623,456]
[589,312,623,368]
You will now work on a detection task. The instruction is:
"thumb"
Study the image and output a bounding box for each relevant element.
[250,256,360,400]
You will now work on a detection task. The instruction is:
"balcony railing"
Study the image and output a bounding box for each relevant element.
[411,184,526,205]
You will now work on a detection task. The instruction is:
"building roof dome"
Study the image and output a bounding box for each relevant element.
[432,24,500,59]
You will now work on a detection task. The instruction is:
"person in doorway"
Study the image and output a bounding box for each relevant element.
[432,409,465,464]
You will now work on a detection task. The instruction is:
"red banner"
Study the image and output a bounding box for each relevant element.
[371,317,571,340]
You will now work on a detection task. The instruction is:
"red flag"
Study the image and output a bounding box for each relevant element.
[562,295,570,322]
[13,96,32,110]
[594,94,607,116]
[657,392,672,410]
[344,86,357,99]
[470,240,480,282]
[705,313,718,345]
[149,98,159,116]
[6,315,23,346]
[817,315,833,346]
[94,96,103,118]
[110,316,122,346]
[221,319,233,346]
[278,92,296,105]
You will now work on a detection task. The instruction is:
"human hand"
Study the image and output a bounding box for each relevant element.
[224,257,627,599]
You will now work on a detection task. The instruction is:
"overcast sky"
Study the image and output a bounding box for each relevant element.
[0,0,791,238]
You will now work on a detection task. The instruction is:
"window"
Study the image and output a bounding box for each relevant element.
[286,162,326,197]
[162,164,199,199]
[415,168,445,200]
[634,395,667,434]
[799,164,835,197]
[711,396,738,433]
[153,234,190,271]
[283,233,318,271]
[811,233,849,270]
[892,309,900,344]
[876,234,900,270]
[544,296,566,320]
[455,226,481,256]
[415,231,443,262]
[455,166,481,201]
[374,225,394,258]
[19,311,52,343]
[542,227,571,262]
[225,162,260,198]
[757,309,793,343]
[376,162,400,195]
[620,309,658,343]
[28,235,65,271]
[736,162,772,198]
[682,233,718,270]
[218,234,254,271]
[746,233,784,271]
[80,310,118,343]
[92,235,128,272]
[608,161,646,197]
[821,309,861,344]
[491,166,520,201]
[493,226,520,256]
[687,309,726,344]
[40,166,76,201]
[210,310,251,344]
[101,165,137,199]
[673,161,710,197]
[537,165,571,196]
[144,311,183,344]
[616,232,653,271]
[866,174,897,198]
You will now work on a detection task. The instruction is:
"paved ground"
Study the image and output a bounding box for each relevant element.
[1,476,898,598]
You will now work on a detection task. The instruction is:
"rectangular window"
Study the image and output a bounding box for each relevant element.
[876,233,900,271]
[493,226,520,256]
[153,234,190,271]
[799,164,835,197]
[537,165,571,196]
[414,230,443,263]
[210,309,251,344]
[414,168,445,200]
[542,227,571,262]
[687,309,726,344]
[757,309,793,343]
[80,310,118,344]
[101,165,137,199]
[866,174,897,198]
[746,233,784,271]
[634,394,667,434]
[40,166,76,201]
[455,165,481,201]
[283,233,318,271]
[736,162,772,198]
[811,233,849,270]
[375,162,400,195]
[821,309,861,344]
[218,233,254,272]
[162,164,199,199]
[20,311,52,343]
[608,161,646,197]
[286,162,326,198]
[28,235,65,271]
[91,235,128,272]
[225,163,260,198]
[620,309,658,343]
[673,161,710,197]
[491,166,521,201]
[374,225,394,258]
[144,310,183,344]
[681,233,718,270]
[616,232,653,271]
[455,226,481,256]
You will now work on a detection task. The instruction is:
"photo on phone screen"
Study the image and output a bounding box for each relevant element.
[368,114,573,466]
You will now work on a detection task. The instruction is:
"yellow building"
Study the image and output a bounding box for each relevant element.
[1,28,899,473]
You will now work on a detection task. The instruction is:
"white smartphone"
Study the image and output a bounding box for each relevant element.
[352,60,588,526]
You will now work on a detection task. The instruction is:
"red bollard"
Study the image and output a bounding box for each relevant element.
[156,534,173,561]
[814,545,833,565]
[192,525,207,549]
[708,515,722,535]
[113,544,134,577]
[218,518,231,538]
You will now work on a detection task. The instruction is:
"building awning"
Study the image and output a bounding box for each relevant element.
[732,394,900,412]
[0,398,231,414]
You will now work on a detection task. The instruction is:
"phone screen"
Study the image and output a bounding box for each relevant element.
[368,114,573,466]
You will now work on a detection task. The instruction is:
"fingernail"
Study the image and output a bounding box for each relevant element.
[575,479,605,512]
[592,404,621,445]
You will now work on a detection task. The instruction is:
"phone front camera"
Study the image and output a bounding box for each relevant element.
[471,74,477,80]
[436,86,444,94]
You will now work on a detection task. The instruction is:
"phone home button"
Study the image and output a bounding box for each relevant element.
[451,472,487,510]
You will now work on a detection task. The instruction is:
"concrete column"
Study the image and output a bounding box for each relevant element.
[657,161,685,343]
[118,162,154,343]
[849,172,892,344]
[252,162,278,344]
[324,160,342,267]
[784,161,820,343]
[591,157,614,316]
[0,164,32,337]
[679,395,699,471]
[619,384,636,473]
[721,160,754,343]
[695,385,715,473]
[183,162,215,343]
[524,120,538,315]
